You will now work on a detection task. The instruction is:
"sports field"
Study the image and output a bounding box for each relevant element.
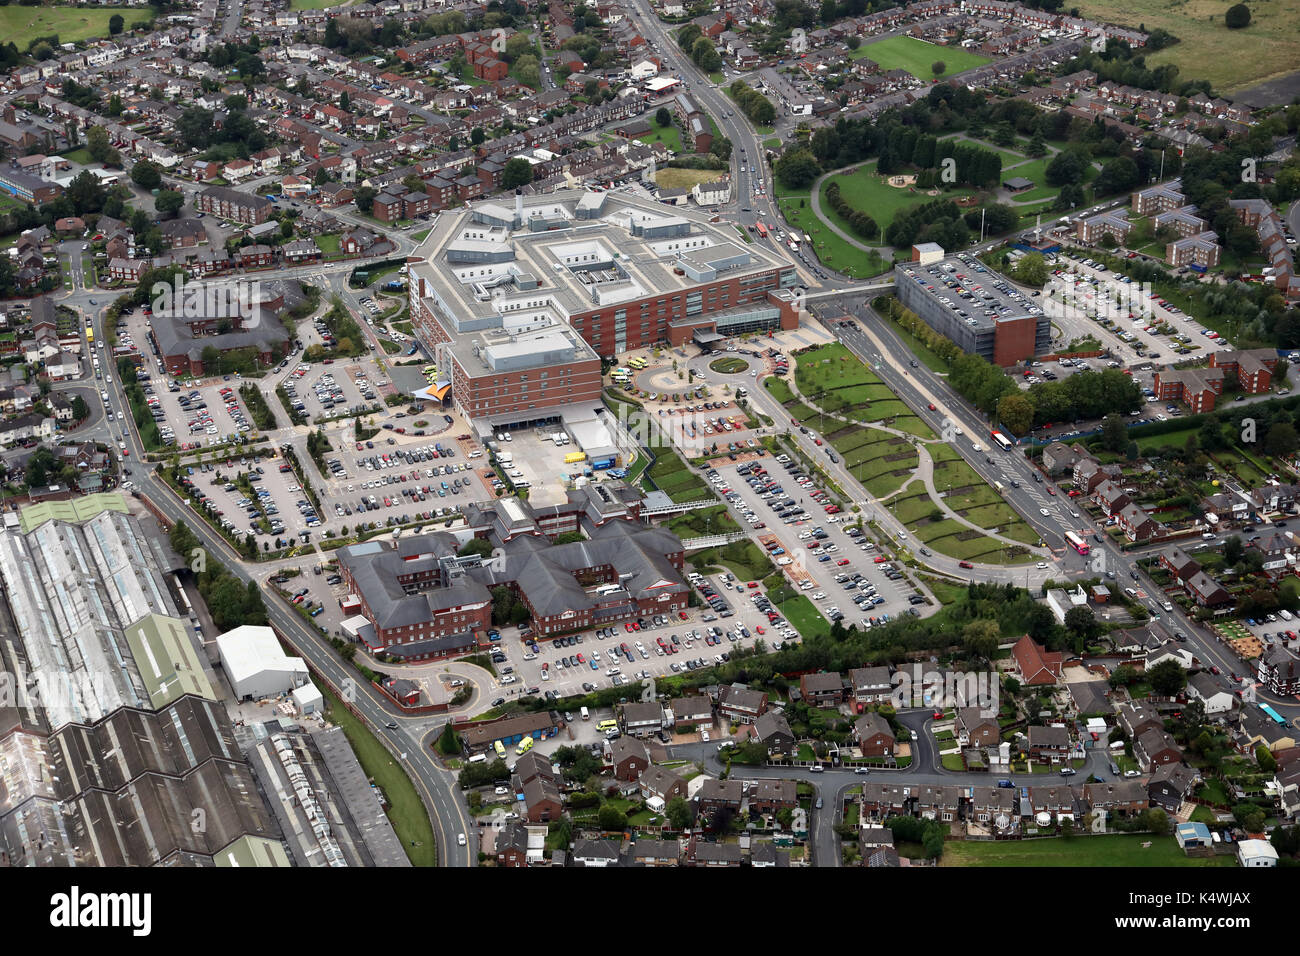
[1074,0,1300,94]
[854,35,991,80]
[941,834,1237,867]
[0,6,152,46]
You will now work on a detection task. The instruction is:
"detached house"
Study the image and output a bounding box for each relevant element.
[717,684,767,724]
[754,710,795,756]
[848,666,892,708]
[1011,634,1063,686]
[638,764,687,804]
[957,707,1000,749]
[854,712,896,758]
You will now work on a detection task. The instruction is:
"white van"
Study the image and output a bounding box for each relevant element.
[1282,609,1295,622]
[580,706,590,721]
[467,753,487,764]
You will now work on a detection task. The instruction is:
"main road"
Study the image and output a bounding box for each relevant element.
[92,301,476,868]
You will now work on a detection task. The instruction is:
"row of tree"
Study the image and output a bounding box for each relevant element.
[822,181,877,241]
[727,81,777,127]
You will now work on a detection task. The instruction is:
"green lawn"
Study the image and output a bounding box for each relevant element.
[941,833,1236,867]
[775,187,891,279]
[0,6,154,46]
[854,35,992,80]
[638,124,684,154]
[321,684,435,866]
[772,592,828,641]
[61,147,95,165]
[824,160,975,238]
[315,233,342,257]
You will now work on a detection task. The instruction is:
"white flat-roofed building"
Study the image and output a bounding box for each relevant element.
[216,624,309,700]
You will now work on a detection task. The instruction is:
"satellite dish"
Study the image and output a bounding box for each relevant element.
[995,813,1010,830]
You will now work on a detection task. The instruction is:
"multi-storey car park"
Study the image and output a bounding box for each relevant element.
[893,250,1051,367]
[407,188,803,432]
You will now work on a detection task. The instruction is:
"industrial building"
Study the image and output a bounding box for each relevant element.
[893,251,1050,366]
[216,624,311,701]
[407,188,801,428]
[0,693,289,867]
[0,501,189,730]
[238,722,410,867]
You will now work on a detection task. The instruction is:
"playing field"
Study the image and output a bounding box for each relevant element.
[1074,0,1300,94]
[0,6,153,46]
[941,834,1237,867]
[854,35,991,80]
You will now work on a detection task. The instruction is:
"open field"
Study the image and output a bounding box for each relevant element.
[854,35,992,79]
[1073,0,1300,94]
[655,167,726,191]
[0,6,153,46]
[940,833,1237,867]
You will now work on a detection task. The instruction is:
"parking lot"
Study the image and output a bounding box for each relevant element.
[709,457,929,626]
[177,448,312,544]
[485,575,789,703]
[1045,254,1237,369]
[280,360,384,422]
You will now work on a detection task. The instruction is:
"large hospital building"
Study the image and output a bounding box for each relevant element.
[407,189,802,430]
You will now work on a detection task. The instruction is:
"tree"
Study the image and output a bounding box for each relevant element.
[597,805,627,830]
[1148,658,1188,697]
[962,618,1000,661]
[70,395,88,421]
[1224,3,1251,28]
[997,393,1034,437]
[1266,421,1299,458]
[470,127,486,146]
[931,60,946,76]
[436,722,461,755]
[109,13,124,34]
[86,126,117,166]
[501,157,534,190]
[665,796,693,830]
[354,185,378,214]
[1100,413,1128,453]
[655,107,671,127]
[1256,744,1277,773]
[1108,663,1139,688]
[155,189,184,216]
[458,537,493,558]
[1232,802,1265,833]
[774,148,821,189]
[1064,606,1101,648]
[1224,535,1244,565]
[1014,252,1048,287]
